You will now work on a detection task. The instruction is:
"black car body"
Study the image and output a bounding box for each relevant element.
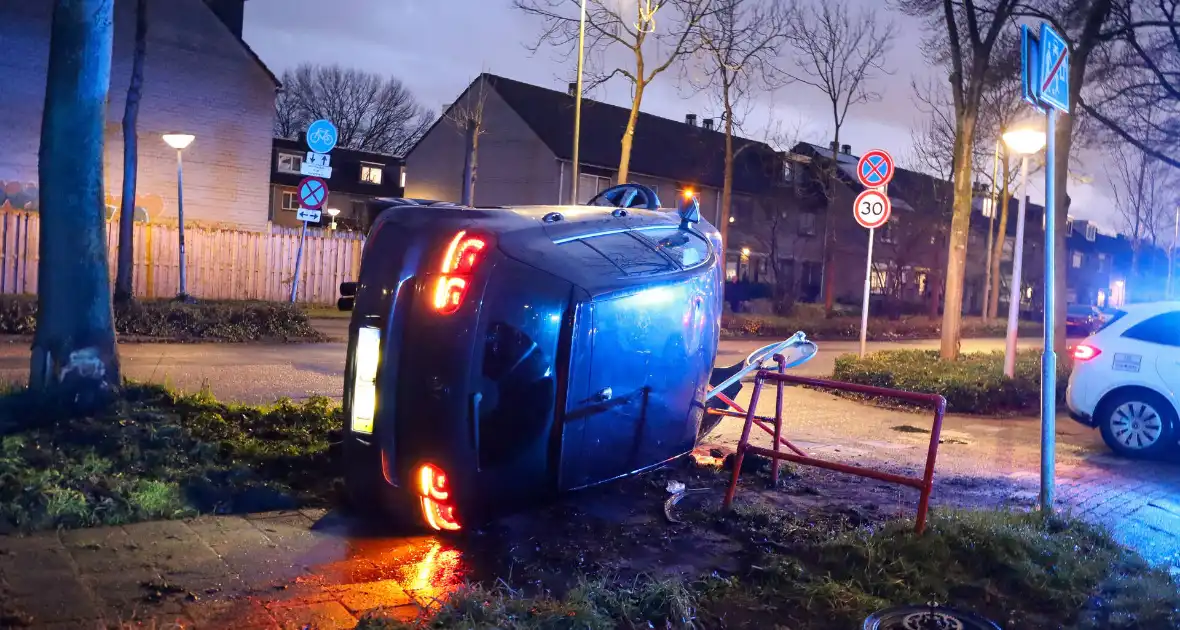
[1066,304,1104,334]
[338,191,722,531]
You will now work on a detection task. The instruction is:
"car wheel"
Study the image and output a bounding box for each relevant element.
[1097,390,1178,459]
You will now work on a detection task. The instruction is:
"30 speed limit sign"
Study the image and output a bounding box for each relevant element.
[853,189,891,229]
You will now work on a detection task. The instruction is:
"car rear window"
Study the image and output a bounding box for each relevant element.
[582,232,678,277]
[1121,311,1180,347]
[634,227,711,269]
[1096,309,1126,333]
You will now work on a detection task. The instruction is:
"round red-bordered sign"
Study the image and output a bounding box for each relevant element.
[853,189,891,229]
[297,176,329,210]
[856,149,895,188]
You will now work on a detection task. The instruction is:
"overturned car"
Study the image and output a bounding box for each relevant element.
[337,184,723,531]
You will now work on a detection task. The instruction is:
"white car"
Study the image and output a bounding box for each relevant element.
[1066,301,1180,459]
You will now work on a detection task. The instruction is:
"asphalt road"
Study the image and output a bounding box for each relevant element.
[0,325,1055,404]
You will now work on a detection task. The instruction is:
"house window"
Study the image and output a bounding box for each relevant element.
[798,212,817,236]
[880,219,896,243]
[578,174,611,204]
[1072,251,1083,268]
[360,162,384,185]
[281,190,299,212]
[1086,224,1097,241]
[870,263,889,294]
[1065,218,1074,234]
[1097,253,1107,272]
[277,152,303,175]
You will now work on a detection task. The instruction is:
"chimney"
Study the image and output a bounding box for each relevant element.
[702,118,714,130]
[568,82,577,97]
[686,114,698,127]
[829,140,839,154]
[203,0,246,38]
[841,144,851,155]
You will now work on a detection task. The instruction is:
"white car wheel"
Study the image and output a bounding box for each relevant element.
[1099,391,1178,459]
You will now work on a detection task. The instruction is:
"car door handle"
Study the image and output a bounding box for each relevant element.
[593,387,613,402]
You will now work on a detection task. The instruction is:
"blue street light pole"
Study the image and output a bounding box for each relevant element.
[1041,110,1058,511]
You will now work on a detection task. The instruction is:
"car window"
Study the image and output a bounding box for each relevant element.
[582,232,678,277]
[1096,310,1126,333]
[634,227,711,269]
[556,240,625,277]
[1121,311,1180,347]
[1067,306,1091,316]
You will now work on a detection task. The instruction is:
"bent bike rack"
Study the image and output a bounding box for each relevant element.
[721,369,948,535]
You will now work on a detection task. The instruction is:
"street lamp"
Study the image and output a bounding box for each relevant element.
[327,207,340,230]
[162,133,195,300]
[1000,124,1047,378]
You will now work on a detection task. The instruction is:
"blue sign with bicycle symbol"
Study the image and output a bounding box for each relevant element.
[306,119,338,154]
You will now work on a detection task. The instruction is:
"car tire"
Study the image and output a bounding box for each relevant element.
[1097,390,1178,459]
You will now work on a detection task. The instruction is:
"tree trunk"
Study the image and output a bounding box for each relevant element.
[939,109,980,360]
[719,82,734,259]
[616,82,644,185]
[32,0,120,404]
[822,135,840,315]
[987,157,1012,319]
[115,0,147,304]
[461,119,478,205]
[1053,115,1071,354]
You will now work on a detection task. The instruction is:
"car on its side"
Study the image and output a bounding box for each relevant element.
[1066,301,1180,458]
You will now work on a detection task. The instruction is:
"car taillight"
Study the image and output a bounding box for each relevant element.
[417,463,461,531]
[432,231,488,315]
[1073,344,1101,361]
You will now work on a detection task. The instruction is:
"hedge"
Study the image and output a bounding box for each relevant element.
[0,295,325,342]
[723,313,1044,341]
[832,349,1071,415]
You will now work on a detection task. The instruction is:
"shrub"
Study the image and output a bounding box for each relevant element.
[0,384,342,531]
[0,295,325,342]
[722,312,1043,341]
[832,349,1071,415]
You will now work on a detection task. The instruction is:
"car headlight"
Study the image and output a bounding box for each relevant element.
[351,326,380,434]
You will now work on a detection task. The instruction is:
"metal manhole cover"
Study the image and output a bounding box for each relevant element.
[864,605,1000,630]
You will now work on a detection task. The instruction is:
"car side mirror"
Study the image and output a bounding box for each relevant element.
[678,196,701,229]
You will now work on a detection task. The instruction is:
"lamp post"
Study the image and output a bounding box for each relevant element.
[1000,126,1047,378]
[327,207,340,230]
[162,133,195,300]
[569,0,587,205]
[1169,206,1178,299]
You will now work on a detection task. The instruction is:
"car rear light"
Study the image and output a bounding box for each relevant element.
[350,326,380,434]
[432,231,488,315]
[417,463,461,531]
[1073,344,1101,361]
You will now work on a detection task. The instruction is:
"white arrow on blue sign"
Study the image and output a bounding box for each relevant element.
[1037,23,1070,113]
[306,119,338,154]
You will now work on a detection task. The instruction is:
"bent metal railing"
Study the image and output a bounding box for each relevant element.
[720,367,948,534]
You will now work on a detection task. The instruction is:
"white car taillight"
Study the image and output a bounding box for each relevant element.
[351,326,380,434]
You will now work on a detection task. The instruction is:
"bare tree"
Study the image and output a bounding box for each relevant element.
[694,0,791,251]
[514,0,717,183]
[114,0,147,304]
[1108,141,1174,289]
[895,0,1020,359]
[786,0,894,315]
[33,0,120,403]
[445,77,491,206]
[275,64,434,156]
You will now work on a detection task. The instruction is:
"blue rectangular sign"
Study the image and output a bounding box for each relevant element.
[1020,25,1044,110]
[1038,23,1070,113]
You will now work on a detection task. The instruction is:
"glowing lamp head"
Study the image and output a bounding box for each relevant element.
[1002,128,1046,155]
[682,189,695,200]
[741,247,751,257]
[327,208,340,218]
[162,133,195,150]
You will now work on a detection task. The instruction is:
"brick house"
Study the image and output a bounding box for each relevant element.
[0,0,279,231]
[269,137,406,231]
[404,73,785,251]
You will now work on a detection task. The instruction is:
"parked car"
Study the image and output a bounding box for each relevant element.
[336,185,724,531]
[1066,301,1180,458]
[1066,304,1105,335]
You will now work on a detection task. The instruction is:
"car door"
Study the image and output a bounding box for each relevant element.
[561,232,702,489]
[1119,310,1180,399]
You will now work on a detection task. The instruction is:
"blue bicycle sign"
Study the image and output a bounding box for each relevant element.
[306,119,338,154]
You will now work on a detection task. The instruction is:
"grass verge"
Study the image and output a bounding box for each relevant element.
[0,384,341,532]
[0,295,326,342]
[357,509,1180,629]
[832,349,1072,415]
[723,312,1044,341]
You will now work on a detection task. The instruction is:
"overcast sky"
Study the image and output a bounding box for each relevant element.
[243,0,1118,231]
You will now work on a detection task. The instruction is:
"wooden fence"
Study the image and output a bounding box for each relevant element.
[0,210,366,305]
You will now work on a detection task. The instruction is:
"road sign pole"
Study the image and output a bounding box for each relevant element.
[290,220,308,303]
[1041,110,1059,513]
[859,226,875,358]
